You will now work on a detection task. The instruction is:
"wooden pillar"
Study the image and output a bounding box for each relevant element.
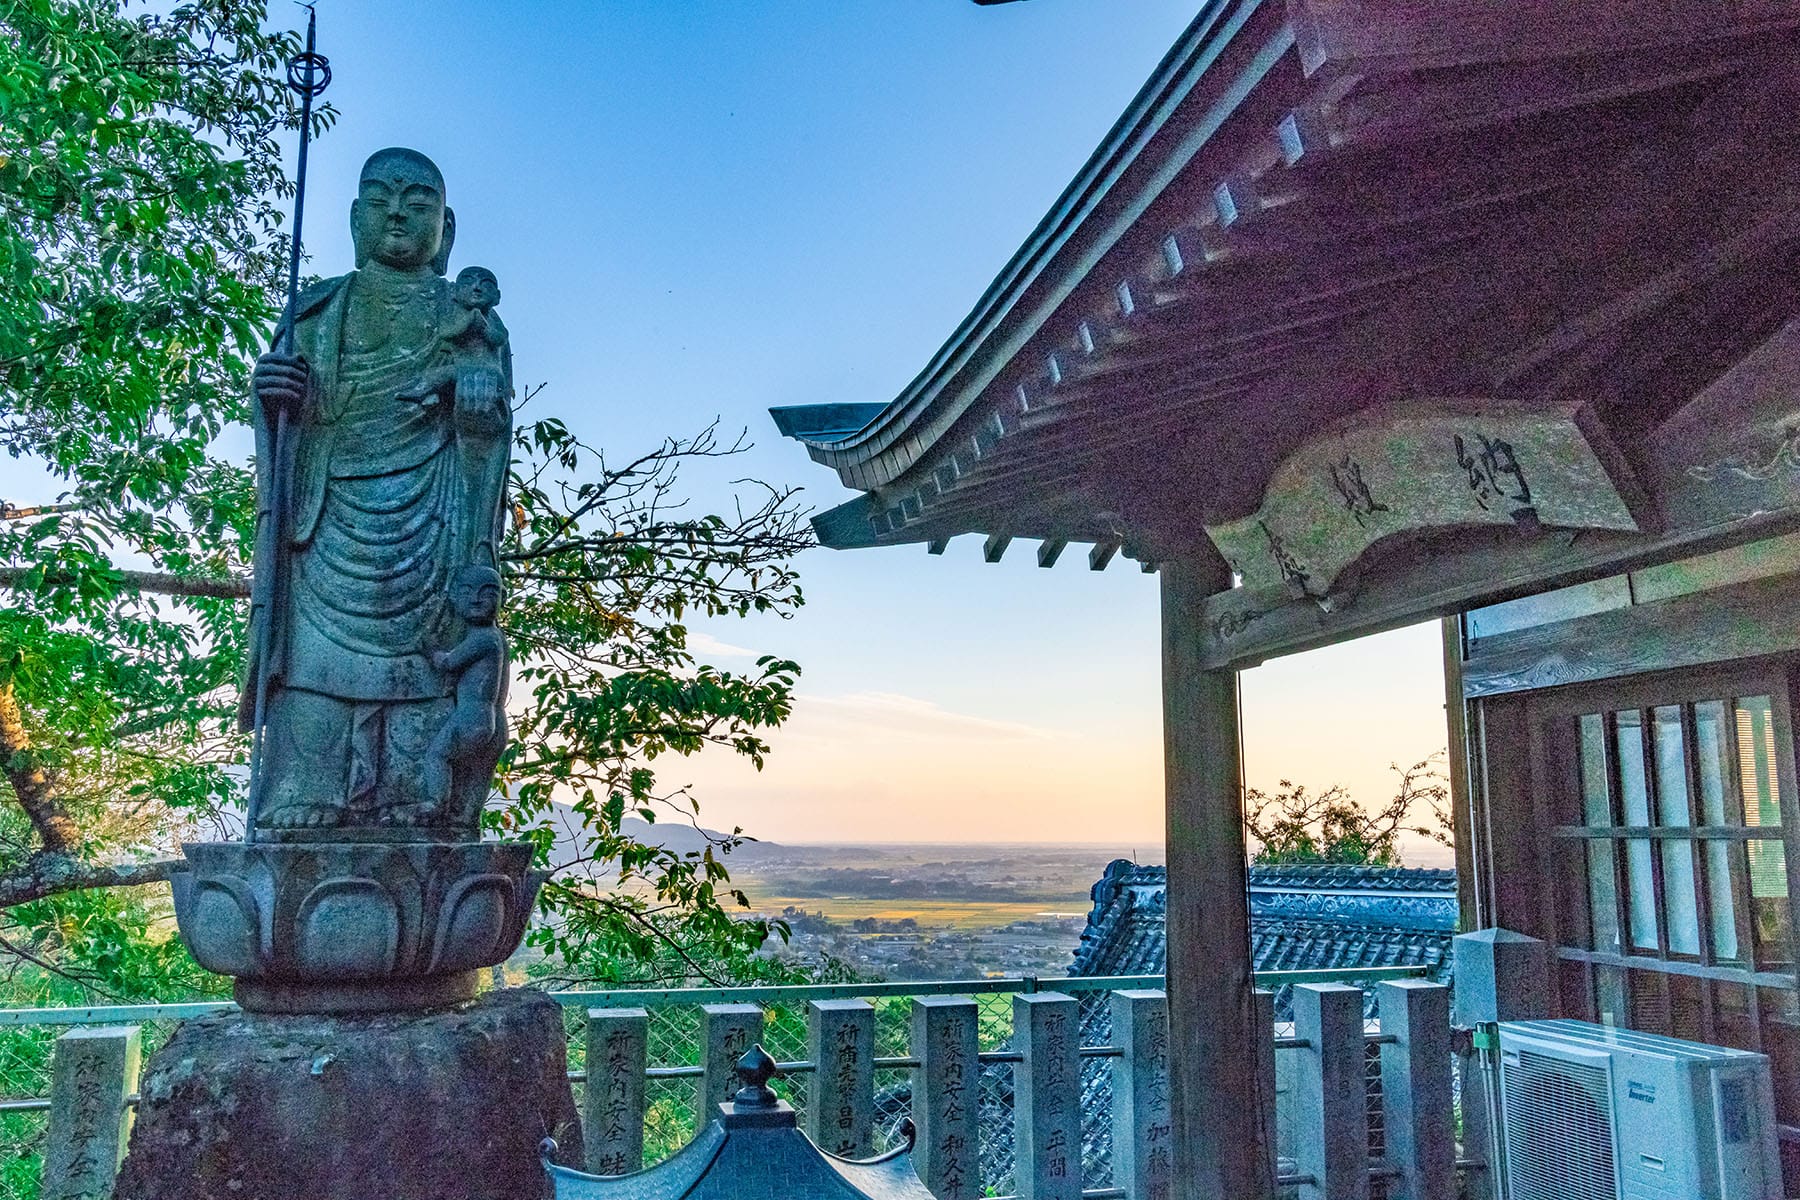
[1161,555,1268,1200]
[1440,616,1479,932]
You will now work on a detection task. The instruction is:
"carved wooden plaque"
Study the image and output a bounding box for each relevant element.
[1205,399,1641,598]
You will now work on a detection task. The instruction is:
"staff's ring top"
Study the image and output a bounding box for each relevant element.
[286,49,331,99]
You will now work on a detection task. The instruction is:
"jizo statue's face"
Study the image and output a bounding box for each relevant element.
[351,158,445,271]
[457,271,499,310]
[453,575,500,623]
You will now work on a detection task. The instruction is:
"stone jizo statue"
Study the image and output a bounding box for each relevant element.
[241,147,512,835]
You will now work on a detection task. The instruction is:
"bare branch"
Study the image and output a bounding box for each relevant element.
[1244,753,1451,866]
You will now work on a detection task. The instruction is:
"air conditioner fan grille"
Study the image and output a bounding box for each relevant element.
[1503,1048,1617,1200]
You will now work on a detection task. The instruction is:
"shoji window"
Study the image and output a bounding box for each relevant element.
[1550,690,1797,1049]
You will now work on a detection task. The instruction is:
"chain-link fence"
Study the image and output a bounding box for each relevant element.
[0,1020,53,1200]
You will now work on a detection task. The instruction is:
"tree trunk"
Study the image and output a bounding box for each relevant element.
[0,679,79,853]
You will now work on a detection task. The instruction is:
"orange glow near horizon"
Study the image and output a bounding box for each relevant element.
[673,620,1454,867]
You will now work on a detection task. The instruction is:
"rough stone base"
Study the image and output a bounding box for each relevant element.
[113,988,582,1200]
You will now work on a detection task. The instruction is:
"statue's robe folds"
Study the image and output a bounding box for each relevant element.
[240,271,511,824]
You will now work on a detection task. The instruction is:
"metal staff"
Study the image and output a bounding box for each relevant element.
[245,6,331,842]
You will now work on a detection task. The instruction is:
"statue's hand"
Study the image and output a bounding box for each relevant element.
[252,353,309,423]
[454,365,507,433]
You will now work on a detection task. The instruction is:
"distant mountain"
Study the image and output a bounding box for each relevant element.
[618,816,782,859]
[539,808,785,867]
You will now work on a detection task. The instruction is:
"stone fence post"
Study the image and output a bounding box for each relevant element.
[584,1008,647,1174]
[1453,929,1550,1200]
[1292,983,1368,1200]
[1376,981,1453,1200]
[1015,992,1080,1200]
[698,1003,763,1124]
[1112,989,1172,1200]
[807,999,875,1157]
[912,995,980,1200]
[1254,987,1277,1194]
[40,1024,141,1200]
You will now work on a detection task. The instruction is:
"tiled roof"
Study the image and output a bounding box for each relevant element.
[1069,858,1459,1014]
[1088,861,1458,894]
[1251,918,1453,978]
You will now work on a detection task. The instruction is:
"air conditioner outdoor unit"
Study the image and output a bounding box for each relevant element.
[1496,1019,1780,1200]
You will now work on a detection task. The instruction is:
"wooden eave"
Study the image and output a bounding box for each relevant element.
[788,0,1301,490]
[776,0,1800,665]
[794,0,1291,477]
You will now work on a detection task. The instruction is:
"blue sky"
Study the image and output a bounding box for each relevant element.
[255,0,1452,853]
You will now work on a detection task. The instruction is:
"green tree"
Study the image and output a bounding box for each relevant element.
[0,0,808,1000]
[495,416,808,982]
[1244,754,1452,867]
[0,0,321,999]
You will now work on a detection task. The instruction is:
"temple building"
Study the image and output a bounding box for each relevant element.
[773,3,1800,1195]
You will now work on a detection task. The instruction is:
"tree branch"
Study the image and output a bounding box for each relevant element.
[0,566,250,600]
[0,852,183,909]
[1,501,82,521]
[0,680,79,854]
[0,929,130,1001]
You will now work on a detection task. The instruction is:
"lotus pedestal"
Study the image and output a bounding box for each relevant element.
[172,838,541,1013]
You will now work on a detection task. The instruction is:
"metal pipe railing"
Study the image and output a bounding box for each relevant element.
[0,965,1429,1027]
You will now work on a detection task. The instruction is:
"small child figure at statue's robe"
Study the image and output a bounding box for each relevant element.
[420,564,509,827]
[398,266,509,433]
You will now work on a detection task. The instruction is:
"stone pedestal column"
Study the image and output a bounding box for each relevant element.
[113,988,582,1200]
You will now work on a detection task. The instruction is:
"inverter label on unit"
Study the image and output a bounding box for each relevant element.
[1627,1080,1657,1104]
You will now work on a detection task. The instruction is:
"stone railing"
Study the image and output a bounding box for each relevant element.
[1,967,1468,1200]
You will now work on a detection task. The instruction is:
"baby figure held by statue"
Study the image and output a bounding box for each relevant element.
[398,265,512,576]
[420,564,510,827]
[398,265,510,437]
